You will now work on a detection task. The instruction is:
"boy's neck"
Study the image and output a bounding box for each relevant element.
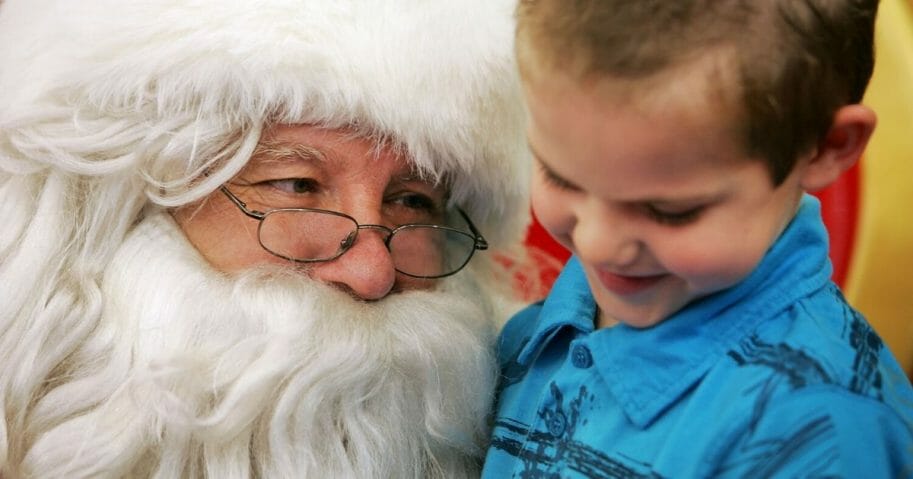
[597,308,621,329]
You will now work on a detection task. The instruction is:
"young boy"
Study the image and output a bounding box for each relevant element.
[483,1,913,477]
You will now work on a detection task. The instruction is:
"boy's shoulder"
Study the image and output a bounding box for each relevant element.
[709,281,913,442]
[728,283,897,396]
[701,286,913,476]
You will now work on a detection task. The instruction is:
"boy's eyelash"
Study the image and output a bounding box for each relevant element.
[538,163,576,190]
[645,205,703,226]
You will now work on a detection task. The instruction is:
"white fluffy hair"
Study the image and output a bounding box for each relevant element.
[7,213,498,478]
[0,0,529,477]
[0,0,529,242]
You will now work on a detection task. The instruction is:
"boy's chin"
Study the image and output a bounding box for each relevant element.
[588,276,690,329]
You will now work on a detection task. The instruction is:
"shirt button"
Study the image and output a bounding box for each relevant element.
[547,411,567,437]
[571,344,593,368]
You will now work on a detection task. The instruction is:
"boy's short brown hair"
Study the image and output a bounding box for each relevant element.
[516,0,880,185]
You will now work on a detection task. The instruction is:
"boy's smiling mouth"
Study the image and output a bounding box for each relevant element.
[595,269,668,296]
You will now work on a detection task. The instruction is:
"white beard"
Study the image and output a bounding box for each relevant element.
[23,212,498,478]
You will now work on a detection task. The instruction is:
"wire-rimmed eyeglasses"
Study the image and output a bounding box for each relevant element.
[220,186,488,279]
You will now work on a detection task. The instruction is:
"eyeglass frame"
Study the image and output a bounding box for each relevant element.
[218,186,489,279]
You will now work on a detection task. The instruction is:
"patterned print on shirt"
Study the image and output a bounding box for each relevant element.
[835,285,885,399]
[714,413,838,478]
[490,383,664,479]
[725,337,842,476]
[722,291,889,478]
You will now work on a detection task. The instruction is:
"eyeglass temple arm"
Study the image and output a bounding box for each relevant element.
[457,208,488,251]
[220,186,267,220]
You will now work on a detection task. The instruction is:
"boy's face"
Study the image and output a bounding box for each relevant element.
[524,70,807,328]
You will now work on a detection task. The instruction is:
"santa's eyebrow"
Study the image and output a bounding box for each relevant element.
[253,141,329,166]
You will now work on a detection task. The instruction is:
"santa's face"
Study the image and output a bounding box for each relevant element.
[18,123,501,478]
[89,209,498,477]
[173,124,484,301]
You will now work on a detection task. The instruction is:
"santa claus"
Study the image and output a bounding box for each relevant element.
[0,1,530,477]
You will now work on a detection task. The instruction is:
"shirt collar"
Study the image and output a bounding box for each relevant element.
[516,256,596,365]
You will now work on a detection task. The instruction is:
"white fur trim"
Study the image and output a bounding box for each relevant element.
[0,0,530,247]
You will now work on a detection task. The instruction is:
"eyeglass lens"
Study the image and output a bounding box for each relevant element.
[258,210,477,277]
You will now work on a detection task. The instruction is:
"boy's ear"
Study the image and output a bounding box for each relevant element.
[799,104,877,192]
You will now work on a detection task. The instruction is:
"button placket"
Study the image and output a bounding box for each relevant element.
[546,411,568,437]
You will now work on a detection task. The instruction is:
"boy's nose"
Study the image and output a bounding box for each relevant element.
[310,228,397,301]
[572,207,640,269]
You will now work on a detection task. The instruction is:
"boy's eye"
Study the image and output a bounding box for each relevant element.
[538,162,578,191]
[645,204,703,226]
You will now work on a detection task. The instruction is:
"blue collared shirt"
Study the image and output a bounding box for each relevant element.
[483,196,913,478]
